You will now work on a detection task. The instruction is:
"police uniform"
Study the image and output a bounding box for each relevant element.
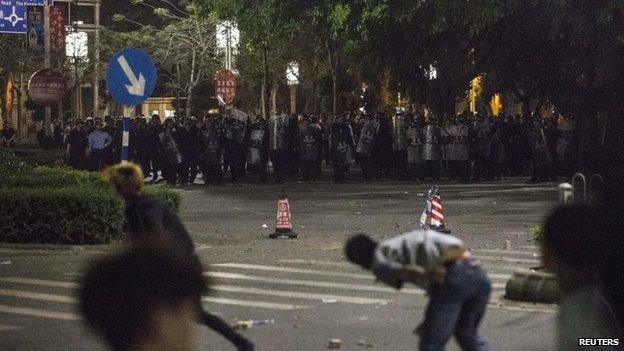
[247,117,269,183]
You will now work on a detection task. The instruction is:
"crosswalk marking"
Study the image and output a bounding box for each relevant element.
[473,249,540,257]
[202,297,308,310]
[0,324,23,332]
[0,288,76,303]
[472,255,541,265]
[0,304,79,321]
[0,277,78,289]
[279,259,360,268]
[212,263,372,279]
[211,284,389,305]
[206,271,425,295]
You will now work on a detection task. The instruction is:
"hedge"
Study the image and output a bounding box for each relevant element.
[0,187,124,244]
[0,186,181,244]
[0,154,182,244]
[0,166,103,188]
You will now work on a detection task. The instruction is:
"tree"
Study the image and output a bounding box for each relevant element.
[103,0,220,116]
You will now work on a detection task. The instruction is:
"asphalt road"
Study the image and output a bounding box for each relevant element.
[0,176,559,351]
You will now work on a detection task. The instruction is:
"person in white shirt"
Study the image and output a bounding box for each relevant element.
[345,230,492,351]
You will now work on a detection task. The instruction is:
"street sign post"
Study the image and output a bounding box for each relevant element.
[28,68,67,106]
[121,117,131,162]
[0,0,49,34]
[105,48,157,107]
[215,69,237,105]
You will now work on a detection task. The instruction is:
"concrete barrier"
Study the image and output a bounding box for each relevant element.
[504,268,559,303]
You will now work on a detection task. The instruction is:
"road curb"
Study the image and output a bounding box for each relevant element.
[504,268,559,304]
[0,243,123,253]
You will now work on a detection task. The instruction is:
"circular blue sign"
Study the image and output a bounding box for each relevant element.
[106,48,157,106]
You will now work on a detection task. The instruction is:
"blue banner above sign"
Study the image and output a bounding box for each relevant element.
[106,48,157,107]
[0,0,50,34]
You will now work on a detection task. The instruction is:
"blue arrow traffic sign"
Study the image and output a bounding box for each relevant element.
[106,48,156,106]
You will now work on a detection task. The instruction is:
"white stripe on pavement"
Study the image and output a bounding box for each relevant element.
[472,248,540,256]
[212,263,372,279]
[202,297,308,310]
[206,271,425,295]
[0,288,76,303]
[0,277,78,289]
[473,255,541,265]
[212,284,389,305]
[0,323,23,332]
[0,304,79,321]
[279,259,357,268]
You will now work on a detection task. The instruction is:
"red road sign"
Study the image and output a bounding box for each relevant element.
[215,69,237,105]
[28,69,67,106]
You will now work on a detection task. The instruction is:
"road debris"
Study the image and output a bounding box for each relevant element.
[328,339,342,349]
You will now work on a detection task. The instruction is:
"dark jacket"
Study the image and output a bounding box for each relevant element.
[124,195,195,257]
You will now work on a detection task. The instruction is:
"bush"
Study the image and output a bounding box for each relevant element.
[10,148,65,167]
[0,187,124,244]
[0,166,103,188]
[144,186,181,213]
[0,162,181,244]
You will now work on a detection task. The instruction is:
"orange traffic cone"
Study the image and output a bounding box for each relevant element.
[269,190,298,239]
[429,192,451,234]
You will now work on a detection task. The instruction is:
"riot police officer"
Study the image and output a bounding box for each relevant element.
[406,115,425,182]
[356,113,379,182]
[527,117,554,182]
[223,109,250,183]
[392,112,408,180]
[269,113,291,183]
[247,116,269,183]
[298,116,320,181]
[199,115,224,184]
[422,116,442,181]
[331,114,355,182]
[178,118,201,185]
[159,118,183,185]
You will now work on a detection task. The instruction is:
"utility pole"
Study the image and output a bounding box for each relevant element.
[44,0,51,135]
[93,0,100,117]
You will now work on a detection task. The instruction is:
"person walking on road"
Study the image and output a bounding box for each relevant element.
[345,231,492,351]
[103,162,255,351]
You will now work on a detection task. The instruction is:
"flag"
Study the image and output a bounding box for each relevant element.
[419,187,433,229]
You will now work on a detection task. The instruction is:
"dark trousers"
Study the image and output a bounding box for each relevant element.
[408,162,424,181]
[180,156,199,184]
[393,150,408,180]
[146,149,161,179]
[333,164,347,182]
[270,150,289,183]
[420,262,491,351]
[248,162,268,182]
[201,164,223,184]
[162,162,180,184]
[301,159,317,181]
[90,149,107,171]
[359,155,374,182]
[225,144,245,182]
[425,160,441,180]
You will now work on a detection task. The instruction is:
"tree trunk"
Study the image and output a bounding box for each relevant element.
[186,86,193,117]
[332,75,337,116]
[271,84,277,115]
[262,47,269,118]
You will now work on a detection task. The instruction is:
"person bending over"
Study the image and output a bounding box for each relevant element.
[345,230,492,351]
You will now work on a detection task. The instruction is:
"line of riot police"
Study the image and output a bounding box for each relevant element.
[57,109,576,184]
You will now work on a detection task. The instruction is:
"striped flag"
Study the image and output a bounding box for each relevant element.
[419,187,433,229]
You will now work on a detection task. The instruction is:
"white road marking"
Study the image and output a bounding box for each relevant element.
[472,248,540,256]
[213,263,372,279]
[473,255,541,264]
[0,288,75,303]
[0,304,79,321]
[212,284,389,305]
[206,271,425,295]
[279,259,356,268]
[202,297,308,310]
[0,324,23,332]
[0,277,78,289]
